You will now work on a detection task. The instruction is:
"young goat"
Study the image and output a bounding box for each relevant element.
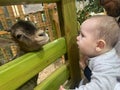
[8,20,49,90]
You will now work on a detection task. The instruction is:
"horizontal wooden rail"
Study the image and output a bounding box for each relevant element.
[0,31,9,35]
[0,0,60,6]
[0,37,66,90]
[34,64,69,90]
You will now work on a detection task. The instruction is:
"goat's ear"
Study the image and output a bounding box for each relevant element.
[5,28,11,32]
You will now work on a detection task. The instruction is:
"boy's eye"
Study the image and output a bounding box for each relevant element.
[80,31,84,37]
[81,33,84,37]
[78,30,84,37]
[78,30,80,35]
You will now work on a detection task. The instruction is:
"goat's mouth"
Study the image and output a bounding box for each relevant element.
[35,34,49,43]
[37,37,49,45]
[18,37,49,52]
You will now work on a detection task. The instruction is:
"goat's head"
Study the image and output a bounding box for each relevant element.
[8,20,49,52]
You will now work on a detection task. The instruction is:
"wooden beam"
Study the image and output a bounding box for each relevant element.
[57,0,81,88]
[0,31,9,35]
[0,0,60,6]
[34,64,69,90]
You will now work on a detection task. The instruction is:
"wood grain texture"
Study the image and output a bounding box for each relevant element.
[0,0,60,6]
[57,0,81,88]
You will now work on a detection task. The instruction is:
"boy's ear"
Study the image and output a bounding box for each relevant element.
[96,40,106,52]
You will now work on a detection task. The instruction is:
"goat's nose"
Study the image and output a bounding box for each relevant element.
[16,34,22,39]
[38,32,45,36]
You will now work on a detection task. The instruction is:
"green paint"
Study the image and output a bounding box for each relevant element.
[34,65,69,90]
[0,37,66,90]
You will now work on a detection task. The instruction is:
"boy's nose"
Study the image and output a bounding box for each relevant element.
[76,36,79,41]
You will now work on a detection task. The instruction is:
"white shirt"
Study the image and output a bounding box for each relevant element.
[75,48,120,90]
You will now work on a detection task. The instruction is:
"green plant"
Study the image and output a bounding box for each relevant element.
[77,0,103,24]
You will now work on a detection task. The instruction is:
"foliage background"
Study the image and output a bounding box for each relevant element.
[77,0,103,24]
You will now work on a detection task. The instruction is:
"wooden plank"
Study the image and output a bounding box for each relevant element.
[0,37,66,90]
[0,31,9,35]
[57,0,81,88]
[34,64,69,90]
[0,0,60,6]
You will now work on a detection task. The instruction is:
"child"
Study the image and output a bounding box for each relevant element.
[60,15,120,90]
[79,0,120,83]
[100,0,120,56]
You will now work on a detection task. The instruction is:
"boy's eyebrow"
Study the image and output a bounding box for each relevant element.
[78,27,81,35]
[78,30,80,34]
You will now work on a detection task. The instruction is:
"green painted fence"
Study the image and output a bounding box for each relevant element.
[35,64,69,90]
[0,37,69,90]
[0,0,81,89]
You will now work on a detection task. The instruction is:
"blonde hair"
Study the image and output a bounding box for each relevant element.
[89,15,120,47]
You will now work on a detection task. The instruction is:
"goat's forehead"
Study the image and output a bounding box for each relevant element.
[37,29,44,33]
[13,29,24,35]
[11,27,36,35]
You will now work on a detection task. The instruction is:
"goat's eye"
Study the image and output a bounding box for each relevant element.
[16,34,22,39]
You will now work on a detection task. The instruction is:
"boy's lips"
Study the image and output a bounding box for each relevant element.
[76,41,79,45]
[76,42,79,48]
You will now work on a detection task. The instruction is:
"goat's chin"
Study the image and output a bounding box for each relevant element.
[20,46,42,52]
[12,33,49,52]
[16,38,49,52]
[38,38,49,45]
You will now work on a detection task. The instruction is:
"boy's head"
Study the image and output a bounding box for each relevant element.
[77,15,120,57]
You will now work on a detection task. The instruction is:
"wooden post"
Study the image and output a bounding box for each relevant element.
[48,3,61,38]
[0,48,9,62]
[0,0,60,6]
[17,5,25,20]
[6,6,16,24]
[44,4,55,41]
[57,0,81,88]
